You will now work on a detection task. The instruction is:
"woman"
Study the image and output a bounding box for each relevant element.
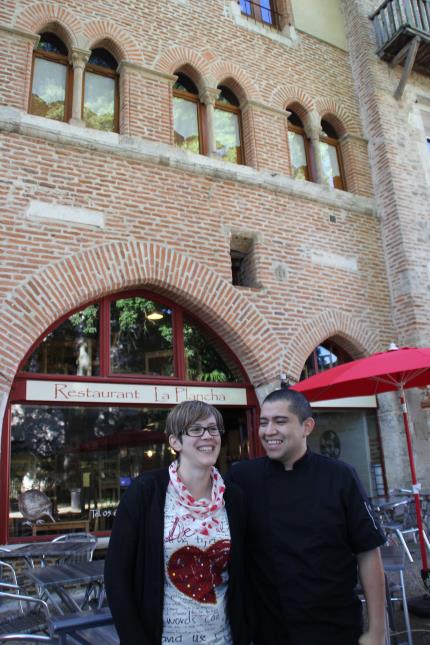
[105,400,249,645]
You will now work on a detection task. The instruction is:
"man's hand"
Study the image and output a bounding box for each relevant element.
[359,630,386,645]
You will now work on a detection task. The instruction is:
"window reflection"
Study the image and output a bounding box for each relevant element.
[83,72,115,131]
[110,297,174,376]
[173,73,201,154]
[30,33,69,121]
[23,305,99,375]
[9,405,171,536]
[214,86,242,164]
[320,119,344,189]
[173,97,200,152]
[83,48,117,132]
[183,317,242,382]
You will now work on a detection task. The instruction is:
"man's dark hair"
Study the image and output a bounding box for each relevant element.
[262,388,313,423]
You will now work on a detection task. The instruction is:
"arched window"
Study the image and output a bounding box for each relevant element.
[287,110,311,181]
[214,86,243,164]
[29,32,71,122]
[83,48,118,132]
[300,340,352,381]
[22,293,244,382]
[320,119,345,190]
[172,73,203,154]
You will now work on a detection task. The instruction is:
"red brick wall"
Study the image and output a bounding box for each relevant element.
[0,0,394,398]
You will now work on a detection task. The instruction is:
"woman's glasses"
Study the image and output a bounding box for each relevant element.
[183,425,223,437]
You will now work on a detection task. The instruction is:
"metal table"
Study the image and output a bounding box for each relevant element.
[0,541,92,567]
[22,560,105,615]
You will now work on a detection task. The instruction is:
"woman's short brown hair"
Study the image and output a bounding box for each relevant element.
[165,400,224,440]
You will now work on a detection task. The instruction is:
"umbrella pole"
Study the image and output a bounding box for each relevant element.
[400,387,429,577]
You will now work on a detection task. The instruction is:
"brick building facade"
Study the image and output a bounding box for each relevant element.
[0,0,427,543]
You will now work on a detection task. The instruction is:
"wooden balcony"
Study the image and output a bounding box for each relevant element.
[370,0,430,96]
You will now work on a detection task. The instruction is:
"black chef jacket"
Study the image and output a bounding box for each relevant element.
[229,450,385,642]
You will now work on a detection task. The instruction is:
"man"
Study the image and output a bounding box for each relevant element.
[229,388,386,645]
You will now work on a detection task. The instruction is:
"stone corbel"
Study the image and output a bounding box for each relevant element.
[69,48,91,127]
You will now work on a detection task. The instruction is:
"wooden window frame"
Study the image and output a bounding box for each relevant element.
[288,123,312,181]
[320,134,346,191]
[82,62,119,133]
[172,86,206,155]
[214,99,244,165]
[240,0,281,30]
[29,47,73,122]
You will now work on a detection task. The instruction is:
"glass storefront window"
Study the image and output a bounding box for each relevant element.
[183,317,242,382]
[9,405,172,537]
[110,297,174,376]
[9,405,248,537]
[23,304,99,375]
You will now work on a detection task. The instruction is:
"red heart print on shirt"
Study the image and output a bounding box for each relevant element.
[167,539,231,604]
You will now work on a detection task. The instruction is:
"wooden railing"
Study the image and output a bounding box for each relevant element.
[370,0,430,51]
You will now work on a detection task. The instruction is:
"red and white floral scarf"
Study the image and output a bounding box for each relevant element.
[168,460,226,537]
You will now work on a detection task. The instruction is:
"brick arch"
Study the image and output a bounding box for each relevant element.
[315,98,360,137]
[83,22,142,63]
[283,310,381,379]
[0,241,282,389]
[15,3,81,49]
[270,86,314,114]
[156,47,212,80]
[209,61,261,102]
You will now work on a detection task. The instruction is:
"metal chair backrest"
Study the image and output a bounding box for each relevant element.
[51,533,97,563]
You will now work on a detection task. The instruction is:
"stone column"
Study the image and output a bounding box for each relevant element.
[199,87,220,157]
[305,112,325,184]
[69,48,91,127]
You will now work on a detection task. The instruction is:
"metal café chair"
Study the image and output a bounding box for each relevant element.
[381,545,413,645]
[0,581,52,643]
[51,533,97,564]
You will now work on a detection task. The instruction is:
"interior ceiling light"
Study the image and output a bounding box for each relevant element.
[147,311,163,320]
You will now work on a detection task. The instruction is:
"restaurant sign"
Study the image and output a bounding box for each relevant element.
[26,380,248,406]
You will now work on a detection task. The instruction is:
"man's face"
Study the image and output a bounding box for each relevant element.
[258,399,315,469]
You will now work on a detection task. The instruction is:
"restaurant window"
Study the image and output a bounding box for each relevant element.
[239,0,280,29]
[21,293,246,382]
[8,291,250,539]
[23,304,100,376]
[110,297,174,376]
[320,119,345,190]
[214,85,243,164]
[83,48,118,132]
[287,110,311,181]
[173,73,203,154]
[29,32,71,122]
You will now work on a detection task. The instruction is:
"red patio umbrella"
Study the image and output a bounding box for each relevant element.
[291,345,430,590]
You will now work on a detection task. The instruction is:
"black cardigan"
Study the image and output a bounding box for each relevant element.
[105,468,249,645]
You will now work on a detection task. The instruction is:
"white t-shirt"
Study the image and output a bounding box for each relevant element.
[162,482,233,645]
